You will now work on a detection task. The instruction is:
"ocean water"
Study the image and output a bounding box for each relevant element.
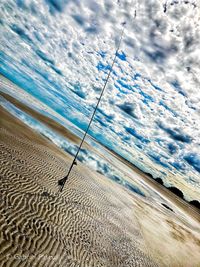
[0,0,200,201]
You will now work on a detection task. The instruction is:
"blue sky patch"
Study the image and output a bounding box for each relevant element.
[96,62,111,72]
[184,153,200,173]
[116,51,126,61]
[125,127,150,144]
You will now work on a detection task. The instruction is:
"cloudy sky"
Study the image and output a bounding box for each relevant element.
[0,0,200,200]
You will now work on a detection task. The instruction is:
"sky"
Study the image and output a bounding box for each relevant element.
[0,0,200,201]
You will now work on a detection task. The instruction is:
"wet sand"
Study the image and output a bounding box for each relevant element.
[0,106,200,267]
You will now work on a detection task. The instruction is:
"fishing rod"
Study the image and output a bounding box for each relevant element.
[58,22,126,192]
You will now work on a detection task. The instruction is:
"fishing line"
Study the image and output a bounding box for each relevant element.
[58,22,126,192]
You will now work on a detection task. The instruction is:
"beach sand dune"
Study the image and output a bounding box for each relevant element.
[0,107,158,266]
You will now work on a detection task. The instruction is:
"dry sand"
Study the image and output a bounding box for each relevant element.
[0,106,200,267]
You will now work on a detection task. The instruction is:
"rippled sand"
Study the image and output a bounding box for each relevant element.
[0,107,159,266]
[0,106,200,267]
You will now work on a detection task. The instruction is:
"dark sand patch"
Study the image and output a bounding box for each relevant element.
[161,203,174,212]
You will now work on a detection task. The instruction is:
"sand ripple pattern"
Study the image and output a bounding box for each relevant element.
[0,127,158,267]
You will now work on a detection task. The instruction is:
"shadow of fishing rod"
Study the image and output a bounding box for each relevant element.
[58,22,126,192]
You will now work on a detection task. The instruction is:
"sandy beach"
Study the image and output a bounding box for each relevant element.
[0,106,200,267]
